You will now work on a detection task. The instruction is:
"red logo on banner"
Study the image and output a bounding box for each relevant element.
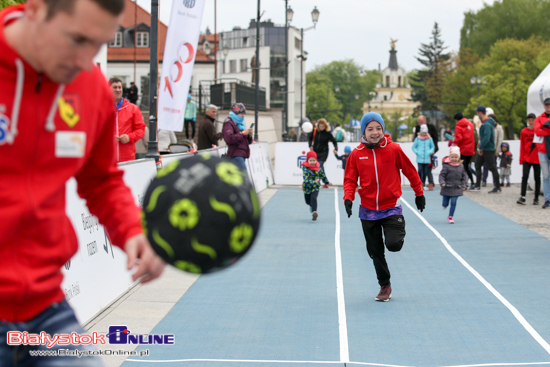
[164,42,195,98]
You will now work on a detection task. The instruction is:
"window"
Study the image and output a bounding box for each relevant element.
[398,76,402,87]
[109,32,122,47]
[240,59,248,72]
[243,37,248,47]
[229,60,237,73]
[385,75,390,87]
[384,95,387,101]
[295,37,302,50]
[136,32,149,48]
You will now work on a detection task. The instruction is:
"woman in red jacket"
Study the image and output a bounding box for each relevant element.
[343,112,425,302]
[452,112,476,188]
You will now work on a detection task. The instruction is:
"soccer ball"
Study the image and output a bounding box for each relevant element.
[301,121,313,133]
[142,154,261,273]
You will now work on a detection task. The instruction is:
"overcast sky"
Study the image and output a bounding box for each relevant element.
[136,0,496,73]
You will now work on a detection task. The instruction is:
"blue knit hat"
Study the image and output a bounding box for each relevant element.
[232,103,246,115]
[344,146,352,154]
[360,112,385,134]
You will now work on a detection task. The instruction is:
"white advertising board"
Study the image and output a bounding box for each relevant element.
[62,159,157,324]
[275,141,528,186]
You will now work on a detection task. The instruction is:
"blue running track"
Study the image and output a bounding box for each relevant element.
[123,187,550,367]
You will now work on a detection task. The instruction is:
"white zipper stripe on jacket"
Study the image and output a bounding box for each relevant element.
[6,59,25,144]
[45,84,65,132]
[115,111,119,162]
[372,148,379,210]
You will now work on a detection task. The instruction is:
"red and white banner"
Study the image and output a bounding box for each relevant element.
[158,0,206,131]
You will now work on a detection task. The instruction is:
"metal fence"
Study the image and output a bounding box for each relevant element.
[198,79,266,112]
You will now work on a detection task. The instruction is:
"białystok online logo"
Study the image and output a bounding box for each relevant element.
[183,0,196,8]
[7,326,175,347]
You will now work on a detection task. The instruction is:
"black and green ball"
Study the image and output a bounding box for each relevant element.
[142,154,261,273]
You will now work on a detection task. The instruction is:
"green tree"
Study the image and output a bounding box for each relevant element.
[440,48,479,119]
[410,22,450,111]
[460,0,550,57]
[306,60,378,124]
[0,0,25,9]
[464,37,550,138]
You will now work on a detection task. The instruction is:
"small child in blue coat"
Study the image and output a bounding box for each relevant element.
[302,151,330,221]
[334,146,352,171]
[412,124,435,188]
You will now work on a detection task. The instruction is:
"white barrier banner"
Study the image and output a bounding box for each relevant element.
[158,0,206,131]
[62,159,157,324]
[275,141,527,186]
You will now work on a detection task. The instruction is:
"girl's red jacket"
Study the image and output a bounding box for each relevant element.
[519,127,540,164]
[0,6,143,322]
[453,118,475,156]
[344,135,424,210]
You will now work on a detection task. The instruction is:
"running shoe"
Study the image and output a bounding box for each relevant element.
[481,182,487,187]
[533,199,539,205]
[543,201,550,209]
[506,183,511,187]
[375,286,392,302]
[428,183,434,191]
[488,187,502,194]
[469,186,480,191]
[517,197,526,205]
[312,211,318,220]
[448,216,454,224]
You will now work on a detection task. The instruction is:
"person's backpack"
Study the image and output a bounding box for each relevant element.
[335,129,344,142]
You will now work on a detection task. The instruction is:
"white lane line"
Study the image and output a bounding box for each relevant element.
[334,188,350,363]
[401,197,550,356]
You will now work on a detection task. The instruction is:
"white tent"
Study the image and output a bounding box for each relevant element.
[527,62,550,115]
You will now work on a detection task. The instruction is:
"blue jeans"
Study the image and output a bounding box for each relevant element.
[417,163,430,186]
[0,300,103,367]
[231,156,247,173]
[539,152,550,202]
[442,195,458,217]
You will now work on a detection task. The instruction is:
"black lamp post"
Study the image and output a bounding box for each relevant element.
[283,2,293,137]
[146,0,159,162]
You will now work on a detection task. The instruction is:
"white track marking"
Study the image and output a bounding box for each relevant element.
[400,197,550,355]
[334,188,350,363]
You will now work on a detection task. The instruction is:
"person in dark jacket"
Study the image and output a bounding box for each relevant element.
[471,105,501,193]
[412,115,439,189]
[308,118,337,186]
[223,103,253,172]
[198,104,222,150]
[439,146,468,224]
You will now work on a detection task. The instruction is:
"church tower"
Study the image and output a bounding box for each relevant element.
[362,40,419,118]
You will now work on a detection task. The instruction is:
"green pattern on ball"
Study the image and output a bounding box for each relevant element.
[169,199,200,231]
[216,162,244,186]
[146,185,166,213]
[191,238,217,260]
[229,224,254,253]
[157,160,179,178]
[250,189,260,220]
[209,196,236,222]
[153,228,174,258]
[140,212,148,236]
[174,260,202,273]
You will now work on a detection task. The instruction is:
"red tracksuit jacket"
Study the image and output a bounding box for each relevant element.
[115,98,145,162]
[0,5,143,322]
[344,135,423,211]
[519,127,540,165]
[534,112,550,155]
[453,118,475,156]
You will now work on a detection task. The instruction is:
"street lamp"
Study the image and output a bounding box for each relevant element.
[470,76,485,105]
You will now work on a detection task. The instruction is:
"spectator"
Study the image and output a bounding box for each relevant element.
[308,118,338,187]
[333,123,348,142]
[110,77,146,162]
[470,106,501,193]
[197,104,223,150]
[534,98,550,209]
[223,103,253,172]
[481,110,504,186]
[412,124,435,189]
[412,115,439,189]
[453,112,476,188]
[184,94,197,140]
[158,129,177,152]
[127,81,138,105]
[498,142,513,187]
[517,113,540,205]
[288,128,297,141]
[122,82,129,99]
[0,1,164,366]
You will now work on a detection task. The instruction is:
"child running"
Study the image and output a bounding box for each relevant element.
[343,112,425,302]
[439,146,468,224]
[499,142,513,187]
[302,151,330,221]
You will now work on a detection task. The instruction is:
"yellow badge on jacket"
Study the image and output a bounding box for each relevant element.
[58,97,80,128]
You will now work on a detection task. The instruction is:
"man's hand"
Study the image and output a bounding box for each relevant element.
[125,234,165,283]
[415,195,426,212]
[345,199,353,218]
[478,149,483,156]
[119,134,130,144]
[441,184,445,187]
[494,152,499,157]
[309,146,314,151]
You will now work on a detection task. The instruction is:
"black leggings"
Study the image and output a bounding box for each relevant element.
[521,162,541,198]
[184,119,196,139]
[461,155,474,184]
[361,215,406,287]
[304,191,319,212]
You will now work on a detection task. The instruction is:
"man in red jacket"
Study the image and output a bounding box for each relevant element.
[517,113,540,205]
[109,77,146,162]
[534,98,550,208]
[452,112,476,188]
[0,1,164,365]
[343,112,425,302]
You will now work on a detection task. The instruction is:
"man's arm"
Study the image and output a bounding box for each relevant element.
[222,123,243,145]
[126,107,146,143]
[535,116,550,137]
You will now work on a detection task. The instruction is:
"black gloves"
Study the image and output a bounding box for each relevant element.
[344,199,353,218]
[415,195,426,212]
